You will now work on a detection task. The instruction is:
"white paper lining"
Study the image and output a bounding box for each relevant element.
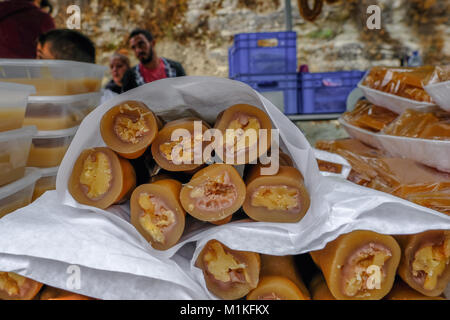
[0,76,449,300]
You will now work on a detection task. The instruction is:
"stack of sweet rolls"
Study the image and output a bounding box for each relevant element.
[192,229,449,300]
[67,101,311,251]
[2,228,448,300]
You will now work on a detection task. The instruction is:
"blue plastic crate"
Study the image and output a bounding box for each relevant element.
[233,73,298,115]
[229,31,297,78]
[297,70,366,114]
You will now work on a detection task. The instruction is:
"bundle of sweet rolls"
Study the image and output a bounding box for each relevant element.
[3,228,448,300]
[343,100,450,140]
[361,65,450,103]
[0,273,96,300]
[194,231,448,300]
[66,101,311,252]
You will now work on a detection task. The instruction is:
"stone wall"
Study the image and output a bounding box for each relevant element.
[51,0,450,79]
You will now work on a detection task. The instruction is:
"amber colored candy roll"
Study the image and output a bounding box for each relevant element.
[100,100,161,159]
[39,286,95,300]
[243,165,310,223]
[278,151,294,167]
[68,147,136,209]
[309,273,336,300]
[151,118,210,172]
[247,255,310,300]
[130,179,185,251]
[396,230,450,297]
[214,104,272,165]
[180,164,246,222]
[384,279,446,300]
[310,230,401,300]
[195,239,260,300]
[0,272,43,300]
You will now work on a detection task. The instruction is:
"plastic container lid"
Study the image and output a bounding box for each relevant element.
[37,166,59,178]
[0,82,36,108]
[27,91,102,104]
[0,167,41,200]
[0,81,36,92]
[34,126,79,139]
[0,125,37,142]
[0,59,107,73]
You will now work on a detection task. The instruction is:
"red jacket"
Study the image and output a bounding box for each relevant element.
[0,1,55,59]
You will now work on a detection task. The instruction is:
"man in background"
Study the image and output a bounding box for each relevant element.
[0,0,55,58]
[121,28,185,92]
[36,29,96,63]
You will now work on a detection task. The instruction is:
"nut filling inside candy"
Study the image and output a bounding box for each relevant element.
[341,243,392,297]
[113,105,150,144]
[226,114,261,152]
[79,152,113,200]
[159,135,202,162]
[251,186,300,211]
[189,172,237,211]
[138,193,175,244]
[0,272,26,296]
[204,241,250,284]
[411,237,450,291]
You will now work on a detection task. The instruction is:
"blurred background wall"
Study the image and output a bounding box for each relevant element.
[49,0,449,77]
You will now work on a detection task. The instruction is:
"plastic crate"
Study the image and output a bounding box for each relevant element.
[229,31,297,78]
[233,73,298,114]
[298,71,366,114]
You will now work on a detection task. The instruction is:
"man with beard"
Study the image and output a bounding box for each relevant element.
[121,28,186,92]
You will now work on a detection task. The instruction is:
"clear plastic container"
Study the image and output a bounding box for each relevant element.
[27,126,78,168]
[0,167,41,219]
[32,166,58,201]
[0,126,37,187]
[0,59,106,96]
[24,92,101,130]
[0,82,36,132]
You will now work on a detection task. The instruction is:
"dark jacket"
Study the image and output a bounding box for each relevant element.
[121,57,186,92]
[104,79,122,94]
[0,1,55,59]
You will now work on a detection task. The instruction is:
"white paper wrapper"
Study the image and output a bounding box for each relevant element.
[313,148,352,179]
[425,80,450,112]
[0,76,449,300]
[0,191,208,299]
[339,117,450,172]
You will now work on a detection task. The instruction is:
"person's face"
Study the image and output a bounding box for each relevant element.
[129,34,154,64]
[36,41,55,59]
[110,58,129,86]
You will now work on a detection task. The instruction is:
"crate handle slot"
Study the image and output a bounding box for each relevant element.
[257,38,279,47]
[322,78,343,87]
[256,81,279,88]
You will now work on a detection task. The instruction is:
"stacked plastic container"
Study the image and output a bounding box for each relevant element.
[0,59,106,207]
[0,82,40,217]
[297,70,366,114]
[228,31,298,114]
